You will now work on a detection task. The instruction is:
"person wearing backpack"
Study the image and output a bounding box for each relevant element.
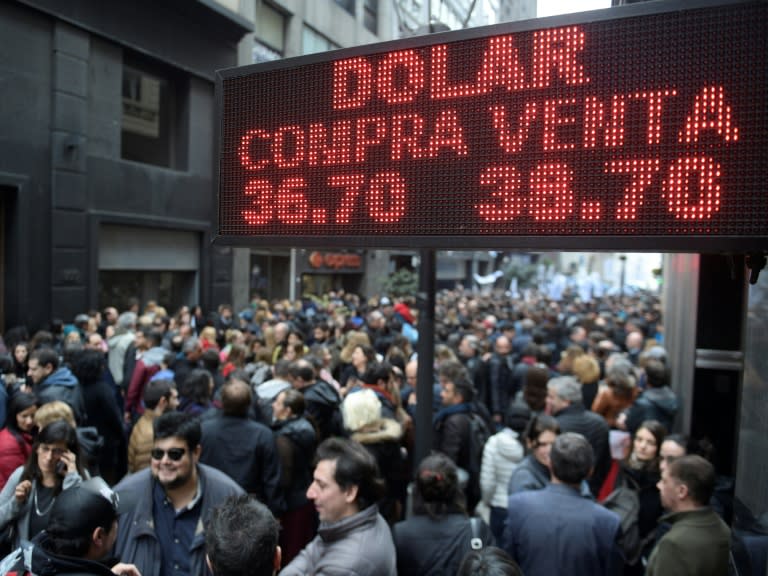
[433,362,490,512]
[599,420,666,574]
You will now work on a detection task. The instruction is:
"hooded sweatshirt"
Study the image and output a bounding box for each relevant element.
[124,346,167,416]
[626,386,680,434]
[37,367,86,424]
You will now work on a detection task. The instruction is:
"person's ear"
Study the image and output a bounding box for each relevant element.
[273,546,282,575]
[193,444,202,462]
[157,396,168,412]
[677,481,689,501]
[343,484,359,504]
[92,526,108,551]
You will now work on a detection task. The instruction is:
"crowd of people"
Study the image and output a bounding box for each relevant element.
[0,286,736,575]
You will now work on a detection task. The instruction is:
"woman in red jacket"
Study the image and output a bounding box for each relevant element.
[0,393,38,490]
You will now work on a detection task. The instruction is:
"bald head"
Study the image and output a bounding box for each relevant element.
[495,336,511,355]
[221,378,252,417]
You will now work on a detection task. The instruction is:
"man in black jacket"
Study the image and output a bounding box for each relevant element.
[433,361,490,511]
[200,376,283,515]
[547,376,610,496]
[289,359,343,441]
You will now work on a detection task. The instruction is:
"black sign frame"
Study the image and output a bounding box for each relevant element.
[215,0,768,252]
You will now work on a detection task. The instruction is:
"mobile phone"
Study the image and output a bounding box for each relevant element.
[55,461,67,476]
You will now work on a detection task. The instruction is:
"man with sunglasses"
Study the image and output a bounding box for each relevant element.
[113,412,244,576]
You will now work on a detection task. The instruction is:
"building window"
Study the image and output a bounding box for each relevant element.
[254,2,286,59]
[334,0,355,15]
[364,0,378,33]
[253,41,281,64]
[121,54,186,169]
[302,26,340,55]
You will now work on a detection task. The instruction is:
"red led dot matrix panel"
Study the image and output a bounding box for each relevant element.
[216,0,768,251]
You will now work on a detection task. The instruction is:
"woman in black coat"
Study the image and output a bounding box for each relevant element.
[393,452,494,576]
[272,388,317,566]
[70,348,126,483]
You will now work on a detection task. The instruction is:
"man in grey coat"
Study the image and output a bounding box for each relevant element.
[113,412,244,576]
[280,437,396,576]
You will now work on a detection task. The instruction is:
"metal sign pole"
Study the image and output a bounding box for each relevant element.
[414,248,436,469]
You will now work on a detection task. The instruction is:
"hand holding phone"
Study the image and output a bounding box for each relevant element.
[56,450,76,476]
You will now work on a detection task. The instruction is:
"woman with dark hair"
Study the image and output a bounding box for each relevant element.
[522,365,549,412]
[339,344,376,394]
[659,432,688,473]
[599,419,666,573]
[70,348,125,484]
[0,420,84,548]
[0,394,38,490]
[507,414,561,494]
[480,405,526,542]
[11,343,29,380]
[271,388,317,566]
[393,452,494,576]
[458,546,523,576]
[178,368,215,416]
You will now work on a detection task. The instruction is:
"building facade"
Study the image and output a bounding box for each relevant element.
[0,0,255,332]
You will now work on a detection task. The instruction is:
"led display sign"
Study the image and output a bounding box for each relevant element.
[216,0,768,250]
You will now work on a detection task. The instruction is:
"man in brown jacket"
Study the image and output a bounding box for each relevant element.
[127,378,178,472]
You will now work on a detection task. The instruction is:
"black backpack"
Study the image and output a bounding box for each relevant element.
[601,473,642,564]
[464,411,492,510]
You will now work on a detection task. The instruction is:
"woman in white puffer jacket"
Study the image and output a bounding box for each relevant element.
[479,405,528,542]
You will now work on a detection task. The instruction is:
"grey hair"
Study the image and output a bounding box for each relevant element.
[607,355,634,377]
[547,376,582,403]
[462,334,480,351]
[182,337,202,354]
[117,311,137,330]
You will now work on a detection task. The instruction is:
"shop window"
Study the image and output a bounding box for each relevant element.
[98,270,196,314]
[121,54,187,169]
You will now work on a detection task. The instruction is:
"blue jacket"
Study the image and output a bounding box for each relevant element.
[113,464,244,576]
[37,367,86,424]
[503,483,623,576]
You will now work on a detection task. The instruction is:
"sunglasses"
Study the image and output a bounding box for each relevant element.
[151,448,186,461]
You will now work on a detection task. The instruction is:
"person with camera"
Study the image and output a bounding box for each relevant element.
[0,420,84,549]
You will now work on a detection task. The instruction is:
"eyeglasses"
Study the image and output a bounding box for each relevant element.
[151,448,186,461]
[38,445,66,457]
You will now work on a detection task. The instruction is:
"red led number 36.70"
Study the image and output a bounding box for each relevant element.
[216,0,768,249]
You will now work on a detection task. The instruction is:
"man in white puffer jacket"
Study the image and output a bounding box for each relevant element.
[480,404,527,541]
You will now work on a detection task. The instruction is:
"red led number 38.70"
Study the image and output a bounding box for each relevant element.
[216,0,768,249]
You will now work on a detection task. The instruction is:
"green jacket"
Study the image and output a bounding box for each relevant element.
[646,507,730,576]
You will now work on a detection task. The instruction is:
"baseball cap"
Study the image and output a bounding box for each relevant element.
[46,477,124,538]
[74,314,90,325]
